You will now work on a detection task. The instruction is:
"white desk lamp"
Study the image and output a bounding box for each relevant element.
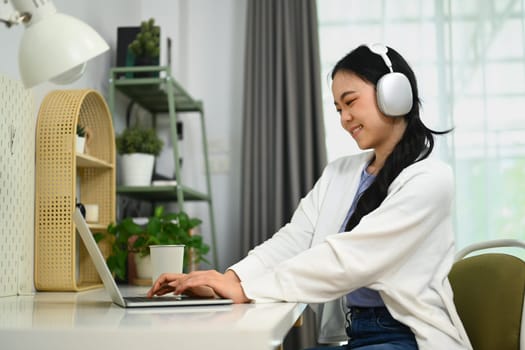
[1,0,109,88]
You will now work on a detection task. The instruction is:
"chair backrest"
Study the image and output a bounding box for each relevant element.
[449,239,525,350]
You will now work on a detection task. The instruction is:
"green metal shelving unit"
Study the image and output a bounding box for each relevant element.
[108,66,218,268]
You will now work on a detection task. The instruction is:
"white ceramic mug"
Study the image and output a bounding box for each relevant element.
[149,245,185,284]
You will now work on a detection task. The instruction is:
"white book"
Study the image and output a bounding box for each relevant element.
[151,179,177,186]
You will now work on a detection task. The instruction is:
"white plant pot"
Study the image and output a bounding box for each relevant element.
[121,153,155,186]
[76,136,86,153]
[133,253,152,280]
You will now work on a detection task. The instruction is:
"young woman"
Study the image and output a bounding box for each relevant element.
[148,44,472,349]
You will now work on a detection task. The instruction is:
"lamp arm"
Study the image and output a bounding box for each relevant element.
[0,11,30,27]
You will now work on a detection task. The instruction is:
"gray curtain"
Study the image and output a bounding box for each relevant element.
[240,0,327,348]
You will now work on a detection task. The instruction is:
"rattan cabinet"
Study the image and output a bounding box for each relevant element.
[108,66,218,267]
[35,90,115,291]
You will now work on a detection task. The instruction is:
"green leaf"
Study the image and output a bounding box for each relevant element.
[188,218,202,228]
[133,236,147,250]
[147,216,161,235]
[163,213,178,221]
[121,218,143,235]
[93,233,105,243]
[146,236,160,246]
[154,205,164,218]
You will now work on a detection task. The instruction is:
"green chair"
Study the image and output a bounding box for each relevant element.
[449,239,525,350]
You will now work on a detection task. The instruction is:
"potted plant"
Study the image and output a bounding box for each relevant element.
[115,127,163,186]
[76,124,86,153]
[102,206,210,282]
[128,18,160,77]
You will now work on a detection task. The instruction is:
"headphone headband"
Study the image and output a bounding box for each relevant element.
[367,43,393,73]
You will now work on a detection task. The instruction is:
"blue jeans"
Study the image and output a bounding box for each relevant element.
[306,307,418,350]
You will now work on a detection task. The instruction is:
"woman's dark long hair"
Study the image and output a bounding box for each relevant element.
[331,45,450,232]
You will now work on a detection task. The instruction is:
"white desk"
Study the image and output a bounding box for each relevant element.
[0,286,306,350]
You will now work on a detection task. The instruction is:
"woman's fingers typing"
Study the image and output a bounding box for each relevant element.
[147,273,185,297]
[146,270,251,304]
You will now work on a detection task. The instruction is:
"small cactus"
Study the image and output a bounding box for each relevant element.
[128,18,160,58]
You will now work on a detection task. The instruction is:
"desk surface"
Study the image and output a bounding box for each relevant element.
[0,286,306,350]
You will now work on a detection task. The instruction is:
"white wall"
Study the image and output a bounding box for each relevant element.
[0,0,246,272]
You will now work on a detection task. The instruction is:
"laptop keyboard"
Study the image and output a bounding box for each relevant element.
[125,295,186,302]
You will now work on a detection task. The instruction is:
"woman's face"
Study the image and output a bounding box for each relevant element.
[331,70,407,155]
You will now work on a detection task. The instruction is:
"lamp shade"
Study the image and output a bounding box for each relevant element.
[18,12,109,88]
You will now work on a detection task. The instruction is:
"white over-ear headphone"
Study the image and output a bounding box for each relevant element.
[367,43,413,117]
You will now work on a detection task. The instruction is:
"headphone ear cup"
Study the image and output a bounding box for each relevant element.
[376,72,413,117]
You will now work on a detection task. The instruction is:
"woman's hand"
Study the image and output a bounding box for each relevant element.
[147,269,250,304]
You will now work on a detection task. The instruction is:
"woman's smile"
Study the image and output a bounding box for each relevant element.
[349,124,363,137]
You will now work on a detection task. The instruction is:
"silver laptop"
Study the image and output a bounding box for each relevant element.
[73,208,233,308]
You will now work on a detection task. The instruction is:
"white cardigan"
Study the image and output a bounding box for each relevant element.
[229,151,472,349]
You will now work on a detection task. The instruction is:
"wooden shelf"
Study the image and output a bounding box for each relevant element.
[35,89,116,292]
[76,153,113,168]
[88,223,107,231]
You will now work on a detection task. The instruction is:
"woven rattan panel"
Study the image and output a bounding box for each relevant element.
[0,75,35,297]
[35,90,115,291]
